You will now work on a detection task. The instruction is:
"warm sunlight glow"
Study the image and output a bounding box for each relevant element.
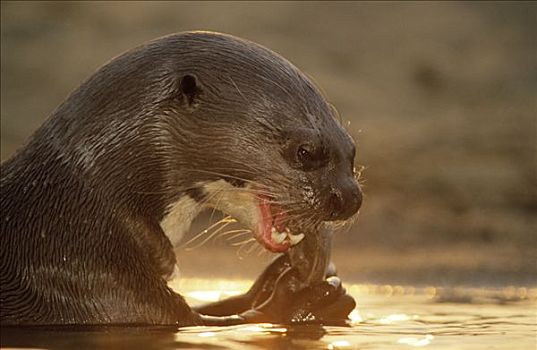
[238,324,274,333]
[425,287,437,299]
[328,340,352,349]
[197,332,216,338]
[186,291,222,302]
[348,309,363,324]
[379,313,410,324]
[397,335,434,347]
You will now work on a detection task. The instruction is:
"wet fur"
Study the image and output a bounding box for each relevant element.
[0,31,358,325]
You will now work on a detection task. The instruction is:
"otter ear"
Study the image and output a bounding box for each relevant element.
[179,74,202,110]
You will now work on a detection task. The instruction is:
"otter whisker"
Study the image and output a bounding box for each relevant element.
[236,239,258,260]
[328,101,343,125]
[190,162,296,189]
[181,168,259,183]
[339,211,359,235]
[269,204,315,220]
[182,217,235,250]
[255,244,271,258]
[183,222,233,251]
[225,233,252,244]
[231,237,256,247]
[245,240,258,255]
[219,229,252,243]
[218,229,251,237]
[171,168,288,198]
[216,186,279,203]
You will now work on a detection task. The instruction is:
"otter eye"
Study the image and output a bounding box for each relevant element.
[282,130,329,171]
[297,145,312,163]
[296,144,327,171]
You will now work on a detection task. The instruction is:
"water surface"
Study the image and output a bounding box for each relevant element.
[2,278,536,350]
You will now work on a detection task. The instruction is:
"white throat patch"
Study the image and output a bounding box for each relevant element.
[160,195,202,247]
[202,180,261,231]
[159,180,261,248]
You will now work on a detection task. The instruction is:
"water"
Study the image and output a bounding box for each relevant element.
[1,278,536,350]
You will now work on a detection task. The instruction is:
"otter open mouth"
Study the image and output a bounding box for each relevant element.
[256,195,304,253]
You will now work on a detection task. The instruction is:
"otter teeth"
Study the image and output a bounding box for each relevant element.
[288,233,305,246]
[271,228,288,244]
[270,227,305,246]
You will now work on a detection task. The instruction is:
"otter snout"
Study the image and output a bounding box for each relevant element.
[325,179,362,221]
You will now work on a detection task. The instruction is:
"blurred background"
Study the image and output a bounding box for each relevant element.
[1,1,535,287]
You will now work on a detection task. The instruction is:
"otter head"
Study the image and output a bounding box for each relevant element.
[25,30,361,260]
[151,32,362,253]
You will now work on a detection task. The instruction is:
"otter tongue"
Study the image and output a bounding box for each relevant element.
[258,195,289,252]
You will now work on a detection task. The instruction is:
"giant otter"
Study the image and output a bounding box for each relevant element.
[0,31,361,326]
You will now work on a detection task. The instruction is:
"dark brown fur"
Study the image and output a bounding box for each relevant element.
[0,31,360,326]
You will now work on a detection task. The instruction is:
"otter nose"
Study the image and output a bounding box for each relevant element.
[326,181,362,221]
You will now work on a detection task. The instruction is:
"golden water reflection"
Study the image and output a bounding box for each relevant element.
[2,278,536,350]
[171,278,537,350]
[174,277,537,305]
[397,334,434,347]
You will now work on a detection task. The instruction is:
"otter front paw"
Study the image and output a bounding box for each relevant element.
[289,276,356,325]
[240,267,355,325]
